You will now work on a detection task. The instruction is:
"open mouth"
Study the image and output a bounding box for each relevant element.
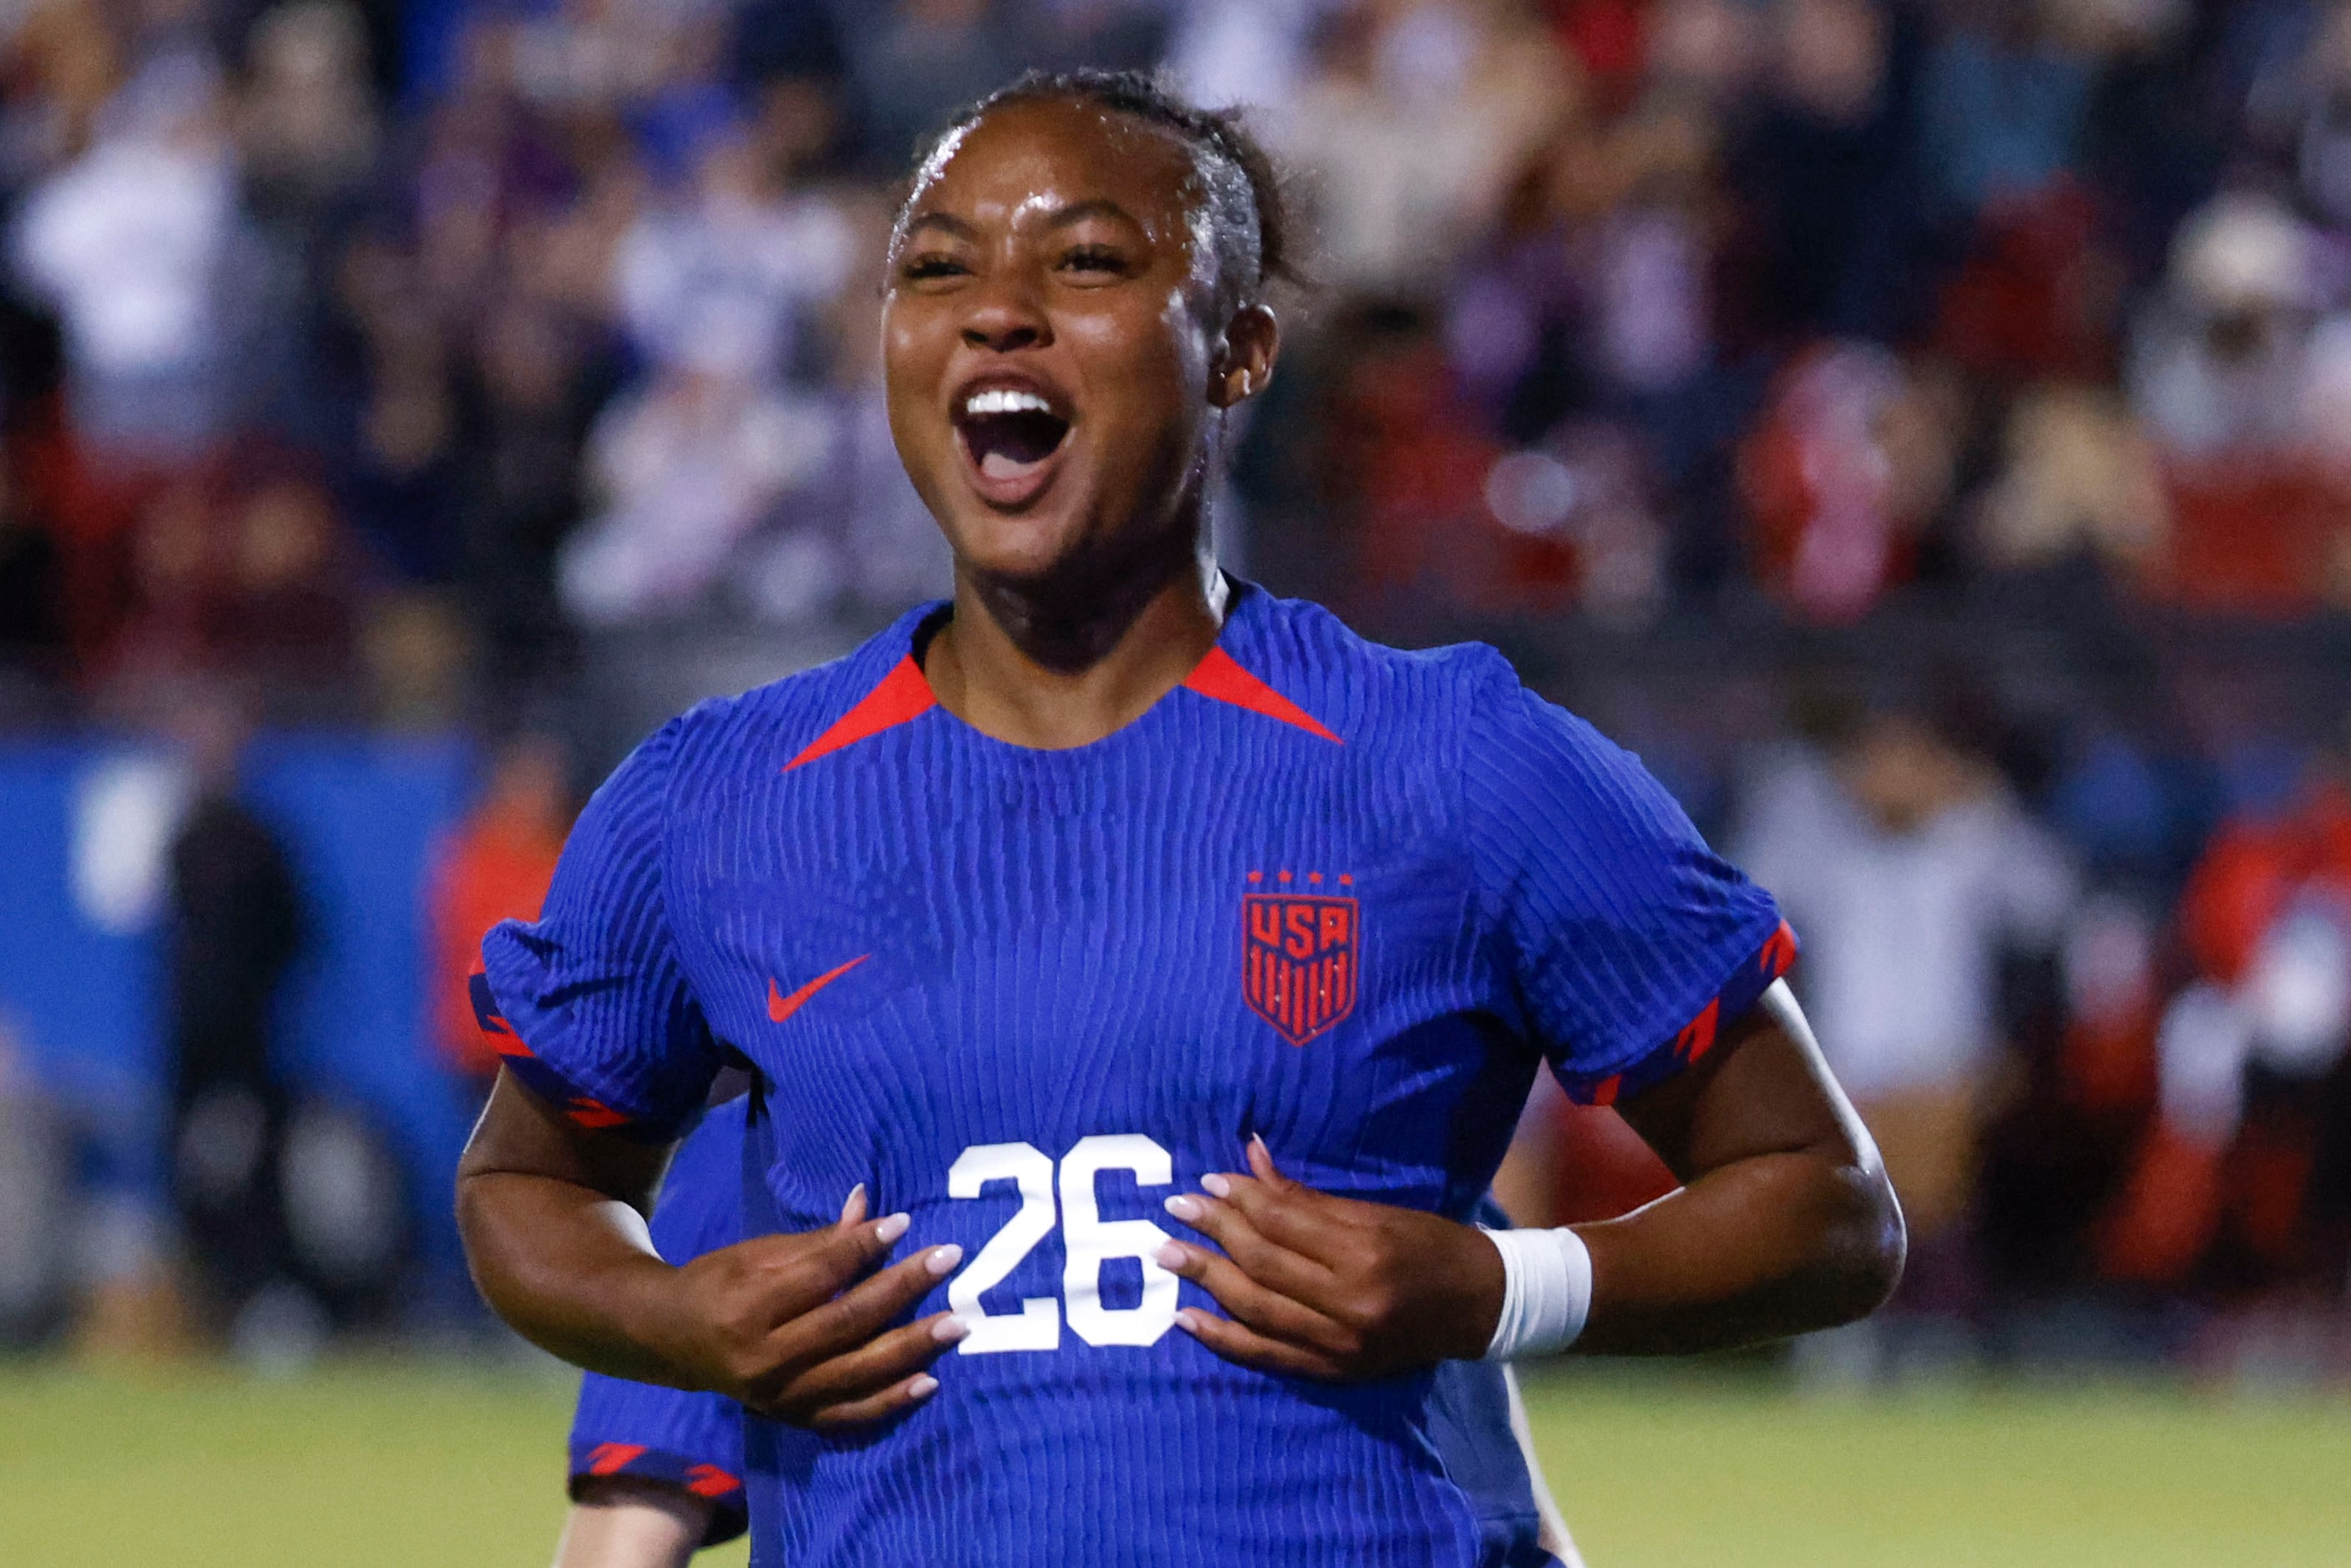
[953,385,1072,503]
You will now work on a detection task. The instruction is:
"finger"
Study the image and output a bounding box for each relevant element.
[771,1242,961,1360]
[1155,1238,1355,1358]
[1164,1192,1342,1304]
[1174,1306,1346,1380]
[781,1310,968,1418]
[801,1370,942,1430]
[1246,1135,1288,1189]
[838,1183,867,1227]
[746,1211,911,1311]
[1202,1174,1368,1267]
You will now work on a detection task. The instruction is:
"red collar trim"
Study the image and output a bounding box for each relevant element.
[782,635,1339,771]
[1181,646,1341,744]
[781,655,937,771]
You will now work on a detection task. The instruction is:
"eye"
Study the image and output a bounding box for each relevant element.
[899,254,968,283]
[1058,244,1129,277]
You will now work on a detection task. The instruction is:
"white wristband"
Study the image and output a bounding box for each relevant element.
[1479,1225,1594,1360]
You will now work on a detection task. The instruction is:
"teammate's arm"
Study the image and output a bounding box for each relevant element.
[1504,1364,1583,1568]
[552,1478,713,1568]
[1158,983,1901,1372]
[458,1069,966,1426]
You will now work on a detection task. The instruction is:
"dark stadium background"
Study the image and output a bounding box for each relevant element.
[0,1,2347,1562]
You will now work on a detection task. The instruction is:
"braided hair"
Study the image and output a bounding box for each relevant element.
[900,69,1300,317]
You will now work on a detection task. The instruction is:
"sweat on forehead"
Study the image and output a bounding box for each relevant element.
[895,84,1268,307]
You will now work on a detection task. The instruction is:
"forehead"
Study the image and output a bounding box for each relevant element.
[907,97,1205,235]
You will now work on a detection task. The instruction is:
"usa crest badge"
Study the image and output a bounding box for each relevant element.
[1242,887,1358,1045]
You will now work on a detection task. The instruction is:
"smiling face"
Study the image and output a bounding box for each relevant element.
[882,97,1273,594]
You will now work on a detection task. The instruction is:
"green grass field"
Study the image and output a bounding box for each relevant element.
[1,1359,2344,1565]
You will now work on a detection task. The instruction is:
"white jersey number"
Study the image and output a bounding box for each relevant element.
[945,1136,1180,1353]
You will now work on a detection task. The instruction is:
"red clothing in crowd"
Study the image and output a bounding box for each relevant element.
[425,807,565,1081]
[2179,782,2351,986]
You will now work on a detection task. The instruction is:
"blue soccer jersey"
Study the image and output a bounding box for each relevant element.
[571,1099,1560,1563]
[481,584,1791,1567]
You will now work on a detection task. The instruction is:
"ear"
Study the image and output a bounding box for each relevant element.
[1207,303,1282,410]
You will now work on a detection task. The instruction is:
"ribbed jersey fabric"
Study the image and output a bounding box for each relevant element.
[482,584,1790,1567]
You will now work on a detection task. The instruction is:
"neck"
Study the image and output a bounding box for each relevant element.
[926,531,1227,751]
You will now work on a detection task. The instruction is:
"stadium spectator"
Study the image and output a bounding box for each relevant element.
[2106,727,2351,1302]
[555,334,831,625]
[1274,0,1575,296]
[10,48,245,463]
[612,124,856,380]
[232,1,382,451]
[161,681,305,1342]
[1738,703,2075,1363]
[0,1019,67,1348]
[2130,190,2340,612]
[447,299,612,689]
[424,731,574,1103]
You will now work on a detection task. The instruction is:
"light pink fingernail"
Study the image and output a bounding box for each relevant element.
[839,1183,867,1224]
[1165,1195,1201,1221]
[1155,1242,1187,1269]
[926,1243,963,1277]
[1201,1174,1233,1199]
[1174,1310,1200,1335]
[875,1212,910,1243]
[908,1374,939,1399]
[933,1315,971,1343]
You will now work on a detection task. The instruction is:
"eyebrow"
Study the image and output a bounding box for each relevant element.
[1045,199,1141,230]
[902,211,979,241]
[902,200,1145,241]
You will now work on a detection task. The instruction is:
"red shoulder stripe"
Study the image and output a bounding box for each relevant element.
[1182,647,1341,744]
[685,1464,743,1498]
[783,655,938,771]
[586,1443,647,1476]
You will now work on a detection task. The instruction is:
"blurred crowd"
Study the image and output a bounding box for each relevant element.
[3,0,2350,1378]
[11,0,2351,706]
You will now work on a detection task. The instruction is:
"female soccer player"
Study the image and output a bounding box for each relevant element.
[458,70,1904,1566]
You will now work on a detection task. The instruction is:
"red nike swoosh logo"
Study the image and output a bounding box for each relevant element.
[768,955,869,1024]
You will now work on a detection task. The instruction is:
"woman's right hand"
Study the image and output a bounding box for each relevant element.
[458,1074,968,1430]
[639,1189,969,1429]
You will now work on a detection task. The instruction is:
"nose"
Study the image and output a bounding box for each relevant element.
[959,270,1051,354]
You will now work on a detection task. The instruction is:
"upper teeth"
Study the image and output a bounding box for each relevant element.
[964,388,1054,417]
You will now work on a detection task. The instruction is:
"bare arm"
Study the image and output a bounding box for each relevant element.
[457,1069,968,1425]
[455,1072,681,1383]
[552,1479,712,1568]
[1575,981,1904,1354]
[1155,982,1904,1372]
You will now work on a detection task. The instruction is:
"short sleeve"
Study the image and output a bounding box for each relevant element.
[566,1098,749,1545]
[569,1378,747,1545]
[1464,659,1797,1105]
[474,720,721,1138]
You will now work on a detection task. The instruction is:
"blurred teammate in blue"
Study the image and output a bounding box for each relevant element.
[551,1095,1579,1566]
[459,70,1904,1566]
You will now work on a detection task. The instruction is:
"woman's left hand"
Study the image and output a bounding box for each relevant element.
[1155,1138,1505,1380]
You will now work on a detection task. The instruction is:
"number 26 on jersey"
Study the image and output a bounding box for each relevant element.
[946,1136,1178,1353]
